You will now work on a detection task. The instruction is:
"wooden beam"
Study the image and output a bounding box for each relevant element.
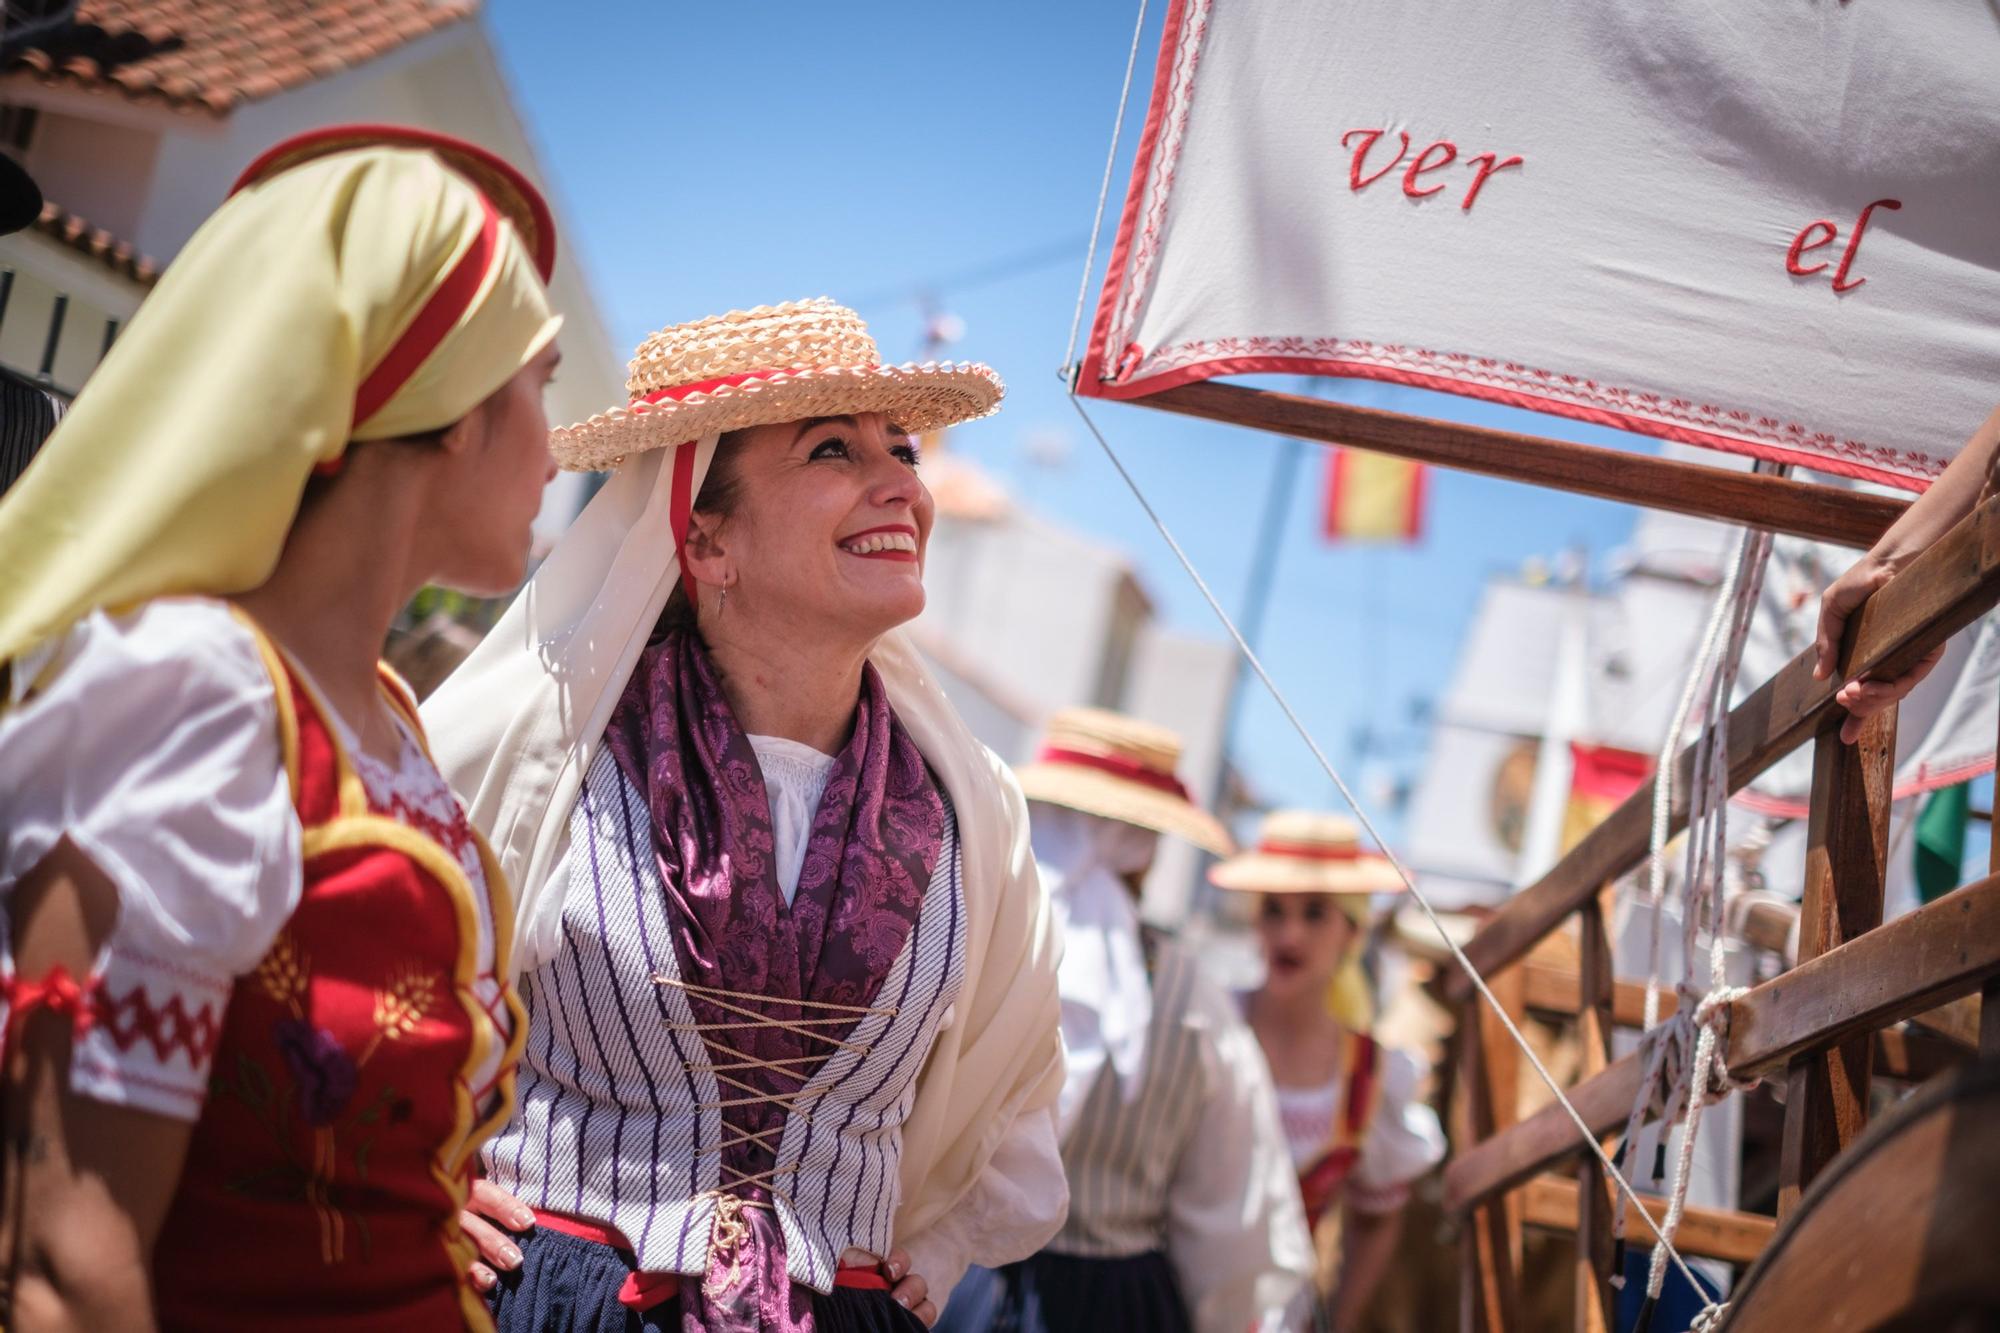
[1444,1053,1645,1214]
[1524,959,1960,1076]
[1521,1176,1775,1268]
[1446,876,2000,1212]
[1442,493,2000,1007]
[1778,712,1894,1218]
[1462,973,1526,1332]
[1730,877,2000,1078]
[1523,961,1651,1030]
[1136,379,1907,548]
[1872,1024,1971,1083]
[1573,903,1615,1333]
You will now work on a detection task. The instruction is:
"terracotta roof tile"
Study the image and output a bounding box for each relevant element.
[5,0,480,117]
[32,199,161,286]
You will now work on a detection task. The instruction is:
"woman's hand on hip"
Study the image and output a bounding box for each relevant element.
[461,1178,535,1292]
[882,1247,937,1327]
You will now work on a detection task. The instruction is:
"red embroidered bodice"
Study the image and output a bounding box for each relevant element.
[149,635,525,1332]
[1296,1030,1381,1229]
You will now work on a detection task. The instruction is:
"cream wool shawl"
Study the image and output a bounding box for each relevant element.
[421,438,1066,1277]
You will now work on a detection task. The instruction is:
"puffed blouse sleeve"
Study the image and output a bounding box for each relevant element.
[1346,1045,1447,1215]
[0,600,303,1121]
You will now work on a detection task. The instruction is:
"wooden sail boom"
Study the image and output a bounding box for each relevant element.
[1133,380,1908,548]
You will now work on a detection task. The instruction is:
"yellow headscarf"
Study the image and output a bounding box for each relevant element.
[0,142,560,665]
[1324,895,1376,1031]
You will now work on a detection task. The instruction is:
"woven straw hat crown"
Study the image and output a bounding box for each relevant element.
[551,297,1003,471]
[1043,706,1185,776]
[1253,809,1365,853]
[1209,807,1404,894]
[625,297,878,398]
[1015,707,1234,856]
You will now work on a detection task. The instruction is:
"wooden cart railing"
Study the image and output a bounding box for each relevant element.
[1433,493,2000,1331]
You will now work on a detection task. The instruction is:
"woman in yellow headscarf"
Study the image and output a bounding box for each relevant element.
[1209,811,1446,1333]
[0,125,559,1332]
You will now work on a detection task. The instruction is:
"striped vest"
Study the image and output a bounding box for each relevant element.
[483,748,967,1290]
[1051,934,1213,1258]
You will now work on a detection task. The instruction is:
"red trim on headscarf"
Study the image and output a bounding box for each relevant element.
[230,123,557,281]
[1256,839,1364,862]
[1036,745,1191,800]
[350,194,502,432]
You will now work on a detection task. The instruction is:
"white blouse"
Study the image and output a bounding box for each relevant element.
[746,733,836,906]
[1273,1044,1447,1214]
[0,599,505,1120]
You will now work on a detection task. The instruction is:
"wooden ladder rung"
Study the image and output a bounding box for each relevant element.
[1520,1174,1775,1268]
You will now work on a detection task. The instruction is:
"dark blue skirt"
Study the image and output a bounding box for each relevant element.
[933,1250,1193,1333]
[489,1225,927,1333]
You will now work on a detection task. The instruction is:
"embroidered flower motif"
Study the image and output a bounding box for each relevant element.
[274,1019,359,1125]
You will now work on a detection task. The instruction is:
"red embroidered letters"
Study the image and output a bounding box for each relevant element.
[1340,128,1523,211]
[1786,199,1901,293]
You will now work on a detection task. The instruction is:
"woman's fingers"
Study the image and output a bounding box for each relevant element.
[892,1270,930,1317]
[470,1261,498,1292]
[469,1177,536,1230]
[882,1246,910,1281]
[1814,573,1871,681]
[459,1207,525,1271]
[912,1297,938,1327]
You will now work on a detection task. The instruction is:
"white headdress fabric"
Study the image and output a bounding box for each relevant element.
[1030,803,1159,1132]
[423,437,717,971]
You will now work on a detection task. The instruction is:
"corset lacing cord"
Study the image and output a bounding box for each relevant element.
[655,975,899,1296]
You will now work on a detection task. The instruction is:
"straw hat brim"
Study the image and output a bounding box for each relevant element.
[1017,764,1234,857]
[1207,851,1407,895]
[550,361,1003,472]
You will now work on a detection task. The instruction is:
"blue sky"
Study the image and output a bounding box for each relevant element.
[485,0,1657,837]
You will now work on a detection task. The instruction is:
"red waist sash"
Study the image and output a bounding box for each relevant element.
[532,1208,892,1313]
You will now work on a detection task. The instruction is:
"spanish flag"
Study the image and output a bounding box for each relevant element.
[1563,743,1652,851]
[1323,447,1427,542]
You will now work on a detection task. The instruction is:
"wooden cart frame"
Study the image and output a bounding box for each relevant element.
[1115,379,1998,1331]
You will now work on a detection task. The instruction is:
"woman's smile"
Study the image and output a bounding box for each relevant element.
[838,523,920,562]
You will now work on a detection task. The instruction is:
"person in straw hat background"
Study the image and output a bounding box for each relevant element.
[0,125,562,1330]
[1211,812,1447,1332]
[935,707,1313,1333]
[422,299,1066,1331]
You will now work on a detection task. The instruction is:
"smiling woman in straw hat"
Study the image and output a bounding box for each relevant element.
[935,707,1313,1333]
[421,300,1065,1332]
[0,125,561,1330]
[1211,811,1446,1332]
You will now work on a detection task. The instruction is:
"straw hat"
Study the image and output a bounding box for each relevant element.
[1014,707,1234,856]
[550,298,1003,471]
[1208,810,1406,895]
[231,124,557,281]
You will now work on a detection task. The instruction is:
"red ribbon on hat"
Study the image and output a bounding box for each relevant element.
[1036,745,1191,801]
[1256,838,1364,862]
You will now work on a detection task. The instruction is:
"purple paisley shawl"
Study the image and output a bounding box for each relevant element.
[603,625,946,1333]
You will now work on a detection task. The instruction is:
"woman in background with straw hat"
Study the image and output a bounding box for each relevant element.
[422,300,1066,1331]
[0,125,560,1330]
[1211,812,1447,1333]
[937,707,1313,1333]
